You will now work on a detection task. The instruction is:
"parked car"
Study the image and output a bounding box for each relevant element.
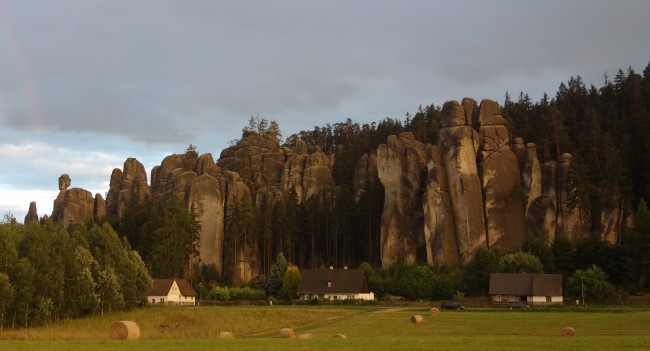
[440,301,464,310]
[508,301,529,309]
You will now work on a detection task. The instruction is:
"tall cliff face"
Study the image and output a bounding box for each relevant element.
[125,132,337,282]
[106,158,150,220]
[477,99,525,252]
[423,145,459,266]
[380,98,598,267]
[353,153,378,202]
[376,132,427,267]
[281,141,335,208]
[148,152,231,277]
[436,99,486,265]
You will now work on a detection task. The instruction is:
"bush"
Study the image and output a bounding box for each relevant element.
[208,287,230,301]
[206,286,266,301]
[567,264,616,304]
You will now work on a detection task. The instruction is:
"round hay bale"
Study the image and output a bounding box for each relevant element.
[562,326,576,337]
[298,333,313,339]
[280,328,295,338]
[219,331,235,339]
[334,333,347,339]
[429,307,440,316]
[411,315,424,323]
[109,321,140,340]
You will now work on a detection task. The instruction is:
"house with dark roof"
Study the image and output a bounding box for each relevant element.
[489,273,563,305]
[147,278,198,306]
[297,268,375,301]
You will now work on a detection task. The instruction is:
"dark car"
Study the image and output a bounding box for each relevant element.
[440,301,464,310]
[508,301,529,309]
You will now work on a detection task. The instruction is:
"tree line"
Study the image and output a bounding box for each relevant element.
[0,217,152,328]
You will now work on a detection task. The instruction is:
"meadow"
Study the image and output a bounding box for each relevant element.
[2,305,650,350]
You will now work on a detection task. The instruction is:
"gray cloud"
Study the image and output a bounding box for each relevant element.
[1,0,650,220]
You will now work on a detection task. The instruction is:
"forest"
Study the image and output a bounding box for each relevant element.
[1,62,650,327]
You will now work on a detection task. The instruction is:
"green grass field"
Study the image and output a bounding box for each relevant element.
[2,306,650,350]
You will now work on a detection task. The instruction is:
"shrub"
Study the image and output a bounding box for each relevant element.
[208,287,230,301]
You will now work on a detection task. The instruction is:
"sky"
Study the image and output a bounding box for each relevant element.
[1,0,650,222]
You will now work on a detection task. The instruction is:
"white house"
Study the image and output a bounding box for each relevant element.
[147,278,197,306]
[297,268,375,301]
[489,273,563,305]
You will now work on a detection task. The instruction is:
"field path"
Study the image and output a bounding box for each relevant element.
[374,307,422,313]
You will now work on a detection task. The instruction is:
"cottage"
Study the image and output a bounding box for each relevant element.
[297,268,375,301]
[147,278,197,306]
[489,273,563,305]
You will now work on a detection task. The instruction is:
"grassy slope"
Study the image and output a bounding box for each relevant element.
[2,306,650,350]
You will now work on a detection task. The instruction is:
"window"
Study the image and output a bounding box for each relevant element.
[546,296,552,302]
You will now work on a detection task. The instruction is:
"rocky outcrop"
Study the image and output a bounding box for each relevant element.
[187,174,225,272]
[353,153,378,202]
[422,146,459,266]
[556,153,591,241]
[374,97,626,266]
[24,201,38,224]
[377,132,427,267]
[522,143,542,212]
[437,99,486,265]
[600,181,625,245]
[51,175,103,228]
[527,161,558,242]
[149,152,229,275]
[105,168,123,218]
[56,188,95,228]
[223,170,258,284]
[59,174,71,190]
[218,132,286,190]
[477,100,525,252]
[282,144,335,207]
[94,194,106,223]
[106,158,150,220]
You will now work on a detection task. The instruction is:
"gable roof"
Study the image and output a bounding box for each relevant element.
[489,273,562,296]
[147,278,197,297]
[298,269,370,294]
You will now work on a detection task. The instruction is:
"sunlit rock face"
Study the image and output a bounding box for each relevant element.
[51,174,104,228]
[377,132,427,267]
[436,99,486,265]
[477,99,525,253]
[423,145,459,266]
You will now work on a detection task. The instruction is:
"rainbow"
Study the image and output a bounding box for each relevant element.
[0,3,44,127]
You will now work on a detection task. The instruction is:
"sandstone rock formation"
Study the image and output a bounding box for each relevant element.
[53,187,95,228]
[51,174,104,228]
[437,99,486,265]
[106,158,150,220]
[353,153,378,202]
[24,201,38,224]
[384,98,596,267]
[477,99,525,252]
[150,152,228,275]
[600,181,625,245]
[423,145,459,266]
[94,194,106,223]
[59,174,71,190]
[186,173,225,272]
[377,132,427,267]
[218,132,285,190]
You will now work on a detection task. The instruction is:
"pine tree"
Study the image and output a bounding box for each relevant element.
[267,253,288,298]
